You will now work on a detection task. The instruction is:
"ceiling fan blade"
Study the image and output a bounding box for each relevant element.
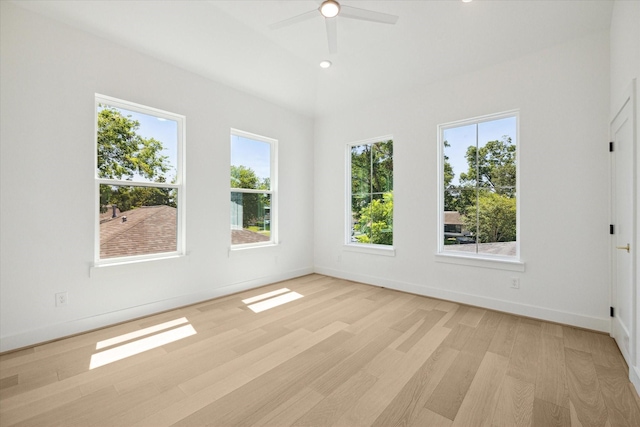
[339,5,399,25]
[325,17,337,54]
[269,9,318,30]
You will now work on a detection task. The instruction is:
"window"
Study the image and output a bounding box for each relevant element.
[439,112,518,259]
[347,137,393,247]
[230,129,277,247]
[95,95,185,263]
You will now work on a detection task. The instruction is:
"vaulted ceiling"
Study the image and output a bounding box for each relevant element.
[13,0,614,117]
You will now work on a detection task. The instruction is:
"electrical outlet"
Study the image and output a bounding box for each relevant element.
[337,255,342,264]
[510,278,520,289]
[55,292,68,307]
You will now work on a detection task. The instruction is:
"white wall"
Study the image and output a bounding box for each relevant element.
[314,30,611,332]
[0,3,315,352]
[610,0,640,393]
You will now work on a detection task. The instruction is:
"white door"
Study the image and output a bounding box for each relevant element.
[611,90,635,366]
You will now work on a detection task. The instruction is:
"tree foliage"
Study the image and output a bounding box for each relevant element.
[462,192,516,243]
[446,135,516,245]
[459,136,516,196]
[355,192,393,245]
[97,106,174,213]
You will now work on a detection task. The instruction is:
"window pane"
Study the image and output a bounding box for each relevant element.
[372,140,393,193]
[351,194,371,243]
[367,193,393,245]
[97,105,178,183]
[230,192,271,245]
[231,135,271,190]
[443,187,477,251]
[476,192,517,256]
[99,184,178,259]
[351,145,371,195]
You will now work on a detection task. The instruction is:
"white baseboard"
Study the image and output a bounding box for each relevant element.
[0,267,313,353]
[314,266,610,332]
[631,365,640,397]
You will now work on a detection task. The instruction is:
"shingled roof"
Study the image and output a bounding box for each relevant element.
[444,211,464,225]
[100,205,177,259]
[231,229,270,245]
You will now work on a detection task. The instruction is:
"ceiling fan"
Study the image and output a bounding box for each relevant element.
[269,0,399,54]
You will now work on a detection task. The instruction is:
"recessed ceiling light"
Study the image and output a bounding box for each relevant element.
[462,0,473,2]
[320,0,340,18]
[319,60,332,69]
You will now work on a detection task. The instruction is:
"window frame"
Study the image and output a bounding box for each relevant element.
[345,135,395,253]
[437,110,523,269]
[94,94,186,266]
[230,128,278,250]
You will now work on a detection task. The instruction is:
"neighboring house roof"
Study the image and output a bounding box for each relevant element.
[444,211,464,225]
[231,229,270,245]
[99,205,121,224]
[100,205,176,259]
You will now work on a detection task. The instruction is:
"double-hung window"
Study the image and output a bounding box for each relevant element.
[95,95,185,263]
[347,137,394,247]
[230,129,277,247]
[439,111,519,261]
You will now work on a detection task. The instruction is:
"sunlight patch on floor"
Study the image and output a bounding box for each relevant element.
[96,317,189,350]
[90,322,196,369]
[242,288,291,305]
[246,291,303,313]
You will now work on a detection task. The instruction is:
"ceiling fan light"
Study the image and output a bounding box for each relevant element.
[320,0,340,18]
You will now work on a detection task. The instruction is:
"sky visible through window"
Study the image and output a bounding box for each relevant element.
[97,105,178,182]
[445,116,516,186]
[231,135,271,181]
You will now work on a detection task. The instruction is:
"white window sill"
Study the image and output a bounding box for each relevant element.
[435,252,525,272]
[229,243,280,257]
[90,253,187,278]
[343,244,396,257]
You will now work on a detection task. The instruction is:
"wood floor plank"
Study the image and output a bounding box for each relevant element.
[459,306,486,328]
[563,326,592,353]
[589,332,626,369]
[491,374,534,427]
[595,363,640,426]
[532,398,570,427]
[395,309,446,353]
[292,370,377,427]
[423,349,484,421]
[534,333,569,408]
[309,327,401,396]
[371,345,458,427]
[411,408,453,427]
[451,351,508,426]
[251,387,324,427]
[336,325,453,426]
[506,322,541,384]
[487,314,520,358]
[564,347,609,427]
[443,305,469,329]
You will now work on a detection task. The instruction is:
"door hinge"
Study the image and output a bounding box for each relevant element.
[610,224,615,235]
[610,306,615,317]
[609,141,614,152]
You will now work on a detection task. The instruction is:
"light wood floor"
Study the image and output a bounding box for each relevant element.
[1,274,639,426]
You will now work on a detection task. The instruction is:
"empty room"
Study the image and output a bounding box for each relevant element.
[1,0,639,425]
